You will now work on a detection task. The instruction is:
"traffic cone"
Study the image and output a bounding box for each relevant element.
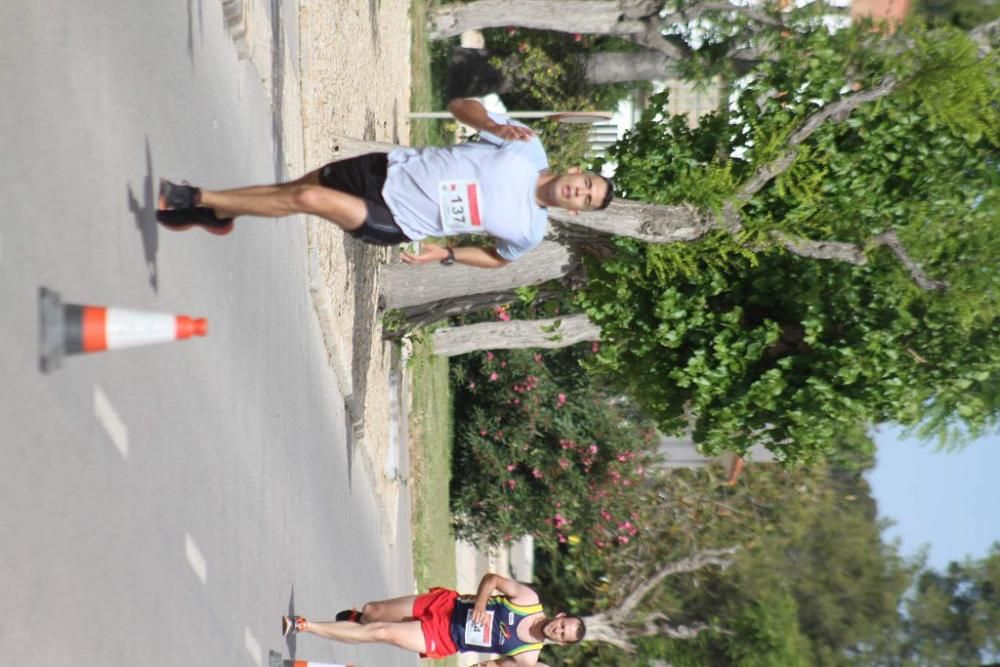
[39,287,208,372]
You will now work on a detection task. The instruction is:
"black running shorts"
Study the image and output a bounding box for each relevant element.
[318,152,410,246]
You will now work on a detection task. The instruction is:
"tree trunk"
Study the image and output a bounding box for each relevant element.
[550,199,717,244]
[431,313,600,356]
[578,612,635,651]
[430,0,659,40]
[380,241,578,310]
[584,50,679,84]
[574,548,739,651]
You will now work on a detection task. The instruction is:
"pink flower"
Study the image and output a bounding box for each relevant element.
[617,535,630,545]
[468,382,476,389]
[573,33,583,42]
[558,458,571,470]
[507,479,517,490]
[506,463,516,472]
[600,509,612,521]
[591,341,600,353]
[486,351,494,361]
[480,429,487,436]
[556,393,567,408]
[532,468,543,479]
[489,372,499,381]
[558,533,568,543]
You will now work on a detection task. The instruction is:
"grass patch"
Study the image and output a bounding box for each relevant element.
[407,337,456,667]
[407,338,457,665]
[409,0,453,147]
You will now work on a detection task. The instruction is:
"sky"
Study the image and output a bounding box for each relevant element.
[866,424,1000,570]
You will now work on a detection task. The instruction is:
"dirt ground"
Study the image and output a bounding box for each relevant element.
[297,0,412,541]
[230,0,413,542]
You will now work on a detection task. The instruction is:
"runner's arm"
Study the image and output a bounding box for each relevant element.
[400,242,511,269]
[447,98,535,141]
[472,572,540,624]
[473,657,539,667]
[471,659,519,667]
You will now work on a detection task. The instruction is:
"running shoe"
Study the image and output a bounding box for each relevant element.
[156,207,235,236]
[335,609,362,623]
[158,179,201,210]
[282,615,307,637]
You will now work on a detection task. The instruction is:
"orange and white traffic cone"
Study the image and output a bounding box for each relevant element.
[39,287,208,372]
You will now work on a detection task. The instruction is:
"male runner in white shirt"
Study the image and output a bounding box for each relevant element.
[156,98,613,269]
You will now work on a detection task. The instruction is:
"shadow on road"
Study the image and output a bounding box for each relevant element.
[285,586,297,658]
[269,0,286,182]
[185,0,204,66]
[127,137,159,292]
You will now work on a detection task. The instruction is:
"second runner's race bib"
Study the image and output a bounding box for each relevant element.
[463,609,495,648]
[438,179,484,234]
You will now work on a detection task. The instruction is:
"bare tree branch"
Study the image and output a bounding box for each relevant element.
[615,547,740,619]
[770,231,867,264]
[771,229,948,291]
[736,76,899,201]
[871,230,949,290]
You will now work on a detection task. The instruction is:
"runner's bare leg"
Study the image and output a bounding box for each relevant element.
[300,619,427,653]
[360,594,420,623]
[199,170,367,232]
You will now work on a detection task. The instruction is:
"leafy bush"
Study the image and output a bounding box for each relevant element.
[450,344,658,549]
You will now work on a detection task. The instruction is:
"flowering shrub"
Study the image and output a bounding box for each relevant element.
[450,347,658,550]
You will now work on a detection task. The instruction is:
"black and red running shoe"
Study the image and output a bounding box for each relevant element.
[155,206,234,236]
[281,615,307,637]
[157,179,233,235]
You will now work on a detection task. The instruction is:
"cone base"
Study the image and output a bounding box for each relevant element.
[39,287,65,373]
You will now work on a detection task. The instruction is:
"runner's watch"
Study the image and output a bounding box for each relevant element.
[440,247,456,266]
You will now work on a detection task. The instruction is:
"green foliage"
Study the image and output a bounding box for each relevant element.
[482,27,639,112]
[539,458,918,667]
[913,0,1000,29]
[577,21,1000,460]
[888,544,1000,664]
[449,345,658,549]
[896,24,1000,144]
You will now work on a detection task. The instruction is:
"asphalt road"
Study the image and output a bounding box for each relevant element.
[0,2,414,665]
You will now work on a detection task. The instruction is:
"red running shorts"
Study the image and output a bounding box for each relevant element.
[412,587,459,659]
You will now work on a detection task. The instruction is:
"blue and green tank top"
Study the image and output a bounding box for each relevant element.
[449,595,544,656]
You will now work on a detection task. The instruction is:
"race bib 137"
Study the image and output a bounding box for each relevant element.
[438,179,483,234]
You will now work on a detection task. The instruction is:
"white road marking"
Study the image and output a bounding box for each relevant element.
[93,385,129,459]
[184,532,207,584]
[243,627,263,666]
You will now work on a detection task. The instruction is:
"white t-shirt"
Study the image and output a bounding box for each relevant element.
[382,113,549,260]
